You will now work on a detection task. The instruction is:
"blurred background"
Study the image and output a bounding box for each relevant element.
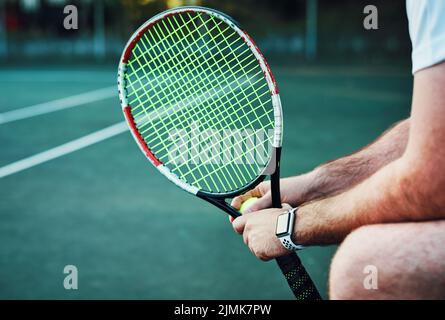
[0,0,412,299]
[0,0,411,63]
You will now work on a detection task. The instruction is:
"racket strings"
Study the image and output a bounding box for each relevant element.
[130,16,248,142]
[137,55,265,148]
[127,15,235,190]
[148,17,250,190]
[124,11,275,193]
[135,39,257,136]
[130,16,248,127]
[177,14,273,184]
[137,51,267,190]
[128,13,268,186]
[175,14,272,156]
[126,13,203,83]
[127,13,237,107]
[130,14,262,170]
[129,20,227,110]
[131,15,262,190]
[127,13,270,191]
[130,13,263,144]
[136,47,255,137]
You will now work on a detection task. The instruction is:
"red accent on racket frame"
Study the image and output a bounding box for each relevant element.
[162,9,194,20]
[123,106,162,167]
[242,30,279,95]
[122,20,160,63]
[122,9,195,63]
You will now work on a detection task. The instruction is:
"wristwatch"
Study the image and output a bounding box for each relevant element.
[275,207,305,251]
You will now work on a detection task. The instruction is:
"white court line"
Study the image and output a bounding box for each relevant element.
[0,74,256,178]
[0,122,128,179]
[0,86,116,125]
[0,71,115,83]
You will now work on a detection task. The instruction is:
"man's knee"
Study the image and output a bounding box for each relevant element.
[329,222,445,300]
[329,225,382,299]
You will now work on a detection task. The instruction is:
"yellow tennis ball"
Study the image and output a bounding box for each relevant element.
[240,197,259,214]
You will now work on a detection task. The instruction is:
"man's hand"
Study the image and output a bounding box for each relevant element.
[231,176,312,213]
[231,204,292,260]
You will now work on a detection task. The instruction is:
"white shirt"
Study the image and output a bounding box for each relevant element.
[407,0,445,74]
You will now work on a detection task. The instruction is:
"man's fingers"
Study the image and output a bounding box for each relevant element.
[230,183,267,209]
[231,190,258,209]
[231,193,251,210]
[232,215,247,234]
[243,194,272,213]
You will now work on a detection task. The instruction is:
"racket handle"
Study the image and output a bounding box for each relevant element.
[270,147,322,299]
[275,254,322,300]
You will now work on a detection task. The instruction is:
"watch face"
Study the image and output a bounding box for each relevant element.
[276,213,290,237]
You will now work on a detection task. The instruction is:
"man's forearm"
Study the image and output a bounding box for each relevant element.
[295,159,407,245]
[295,63,445,246]
[301,119,410,202]
[295,151,445,246]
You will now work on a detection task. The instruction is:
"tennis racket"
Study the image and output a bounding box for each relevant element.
[118,6,321,300]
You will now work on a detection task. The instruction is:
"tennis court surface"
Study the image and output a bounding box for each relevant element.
[0,63,411,299]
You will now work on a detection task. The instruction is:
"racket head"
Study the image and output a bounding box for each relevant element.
[118,6,283,198]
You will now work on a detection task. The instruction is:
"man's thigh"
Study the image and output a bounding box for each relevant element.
[329,220,445,299]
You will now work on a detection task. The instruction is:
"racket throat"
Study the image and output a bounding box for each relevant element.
[196,193,241,218]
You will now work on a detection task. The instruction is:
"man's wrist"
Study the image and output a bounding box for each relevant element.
[276,207,305,251]
[292,206,308,245]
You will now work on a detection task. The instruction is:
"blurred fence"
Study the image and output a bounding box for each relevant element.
[0,0,411,64]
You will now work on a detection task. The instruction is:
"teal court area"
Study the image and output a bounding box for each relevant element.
[0,64,411,299]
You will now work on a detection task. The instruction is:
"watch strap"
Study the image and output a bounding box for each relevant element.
[278,207,305,251]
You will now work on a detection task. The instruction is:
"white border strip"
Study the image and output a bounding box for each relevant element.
[0,86,116,125]
[0,122,128,179]
[158,165,199,194]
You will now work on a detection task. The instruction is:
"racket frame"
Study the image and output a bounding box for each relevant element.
[118,6,283,205]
